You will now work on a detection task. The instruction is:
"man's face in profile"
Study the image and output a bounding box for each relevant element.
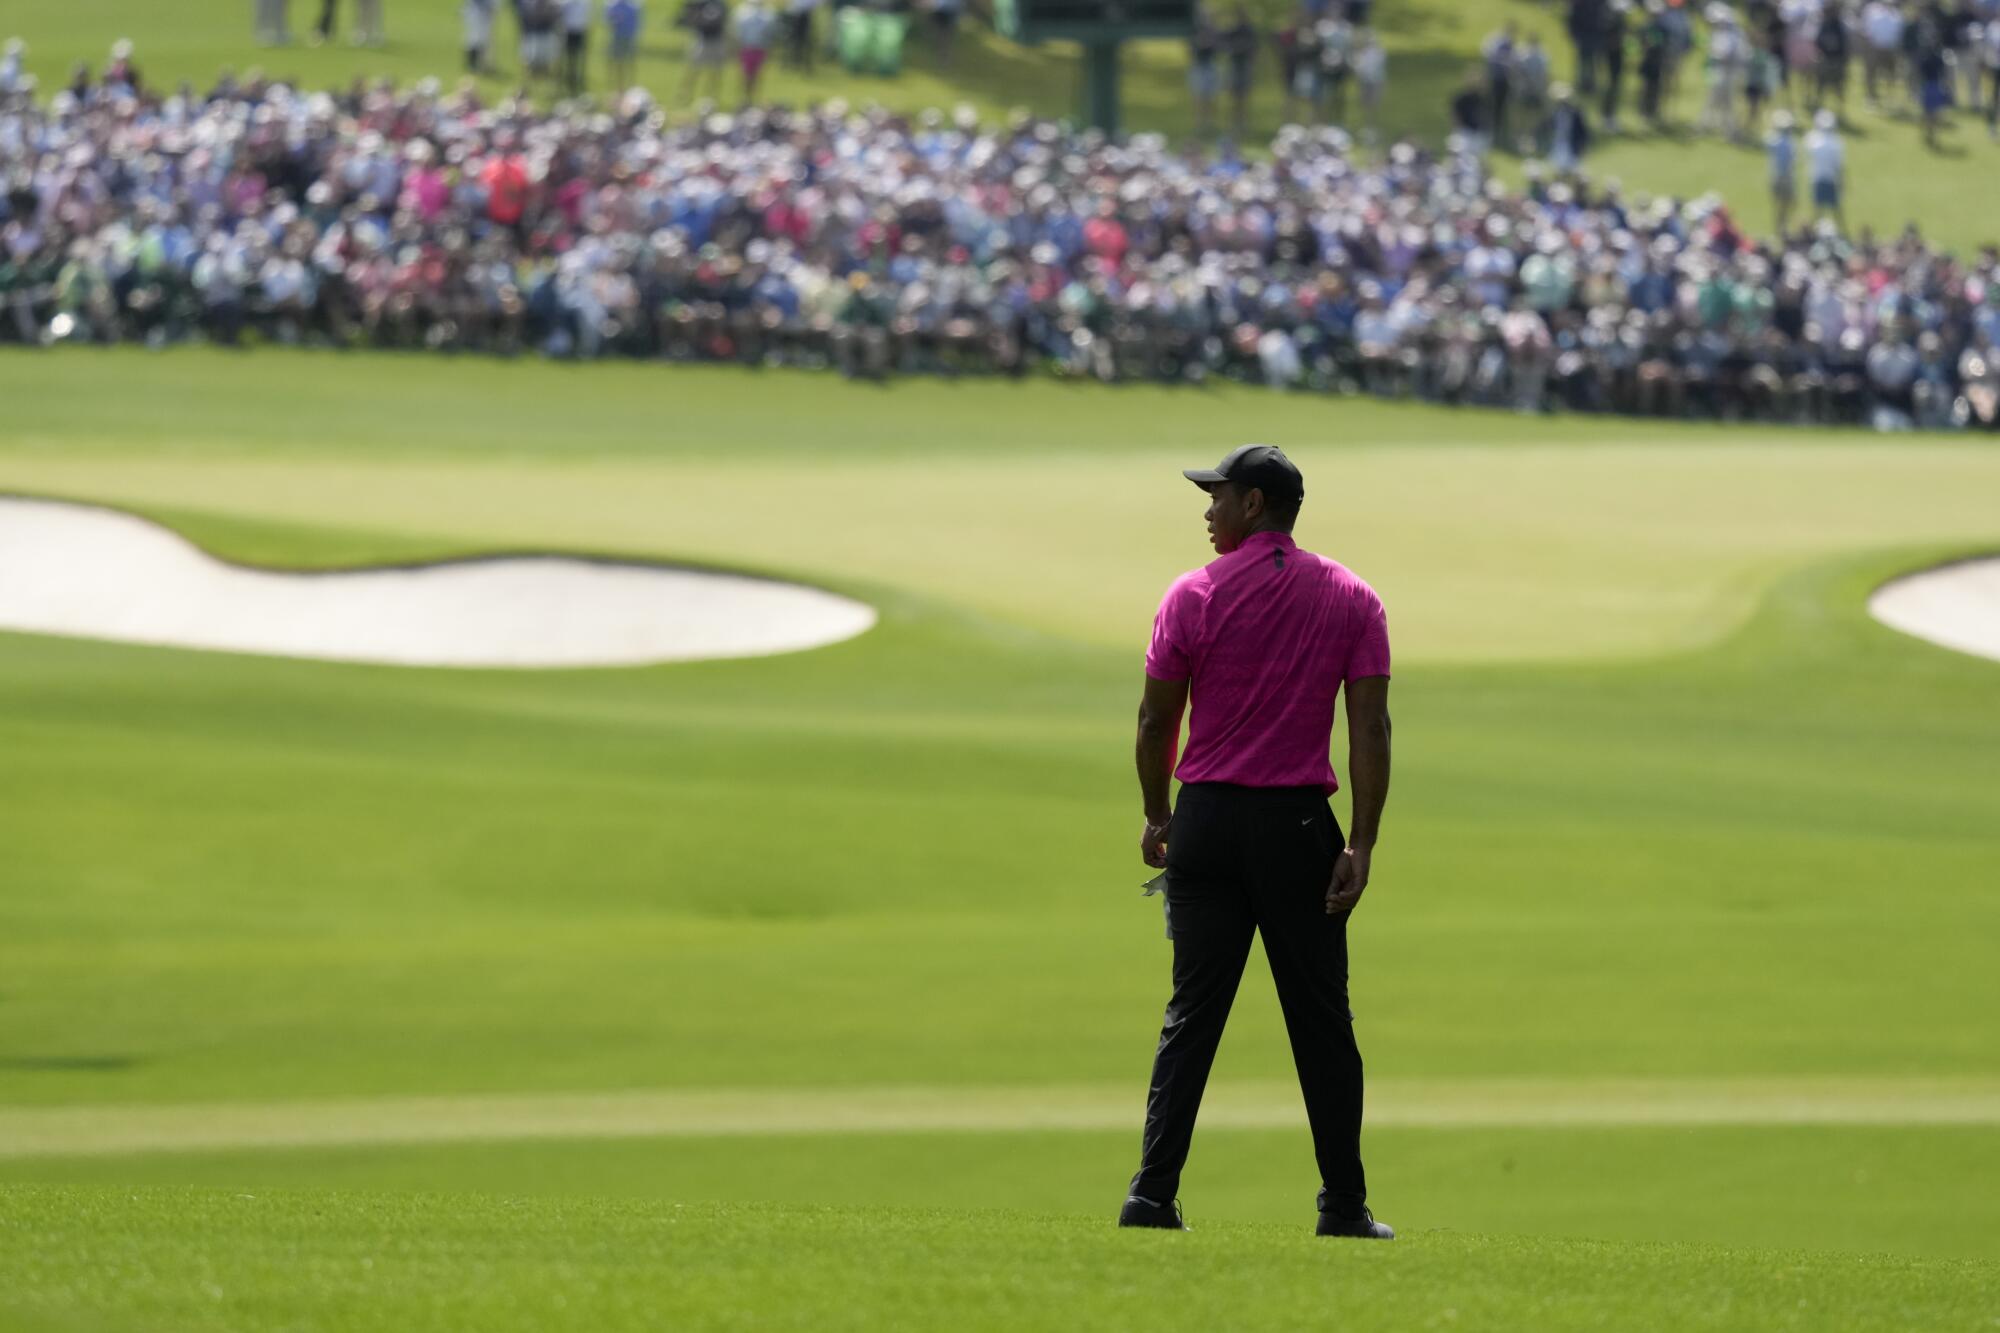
[1203,482,1259,555]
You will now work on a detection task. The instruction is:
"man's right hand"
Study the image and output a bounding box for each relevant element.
[1140,815,1172,868]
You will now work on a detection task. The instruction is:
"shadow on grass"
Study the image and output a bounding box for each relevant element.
[0,1055,144,1073]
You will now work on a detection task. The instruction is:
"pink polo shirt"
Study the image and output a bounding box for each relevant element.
[1144,530,1390,795]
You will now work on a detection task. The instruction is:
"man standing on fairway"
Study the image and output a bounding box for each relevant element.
[1122,444,1394,1239]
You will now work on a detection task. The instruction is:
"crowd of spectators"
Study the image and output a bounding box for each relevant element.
[3,43,1999,431]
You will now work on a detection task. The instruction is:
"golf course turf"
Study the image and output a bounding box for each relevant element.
[2,347,1998,1327]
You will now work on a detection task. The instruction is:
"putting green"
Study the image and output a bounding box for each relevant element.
[5,352,2000,663]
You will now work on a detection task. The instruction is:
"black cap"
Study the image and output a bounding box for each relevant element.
[1183,444,1305,502]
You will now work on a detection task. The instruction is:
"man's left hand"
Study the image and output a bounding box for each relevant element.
[1326,845,1371,914]
[1140,815,1172,868]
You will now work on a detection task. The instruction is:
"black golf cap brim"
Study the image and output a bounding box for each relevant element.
[1182,468,1227,489]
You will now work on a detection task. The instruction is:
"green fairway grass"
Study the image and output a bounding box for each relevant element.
[2,346,1999,1324]
[4,1187,1997,1332]
[7,1,1998,252]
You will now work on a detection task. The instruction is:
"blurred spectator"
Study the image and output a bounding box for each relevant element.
[1514,33,1553,151]
[313,0,341,46]
[1816,2,1852,108]
[785,0,819,71]
[1745,26,1781,127]
[1637,2,1670,123]
[1600,0,1630,130]
[562,0,592,94]
[1223,6,1258,139]
[521,0,562,82]
[737,0,776,104]
[1700,4,1748,139]
[464,0,496,73]
[1861,0,1904,105]
[1768,109,1798,234]
[103,39,142,97]
[0,38,24,93]
[1571,0,1608,93]
[680,0,730,100]
[608,0,644,88]
[354,0,385,47]
[1805,106,1846,228]
[1983,14,2000,138]
[1482,21,1517,146]
[929,0,962,69]
[1547,83,1593,169]
[1451,64,1491,151]
[1354,28,1387,142]
[1189,5,1222,136]
[257,0,294,47]
[1315,12,1356,124]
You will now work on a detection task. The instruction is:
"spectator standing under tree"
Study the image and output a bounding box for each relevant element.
[1767,108,1798,234]
[312,0,339,45]
[463,0,495,71]
[1224,6,1259,139]
[679,0,729,101]
[736,0,775,105]
[1805,106,1846,229]
[562,0,591,94]
[1190,6,1222,136]
[1482,22,1517,146]
[607,0,642,88]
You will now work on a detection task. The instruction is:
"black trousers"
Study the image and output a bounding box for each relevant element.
[1130,782,1367,1214]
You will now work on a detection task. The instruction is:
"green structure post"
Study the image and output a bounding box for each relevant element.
[1082,39,1121,136]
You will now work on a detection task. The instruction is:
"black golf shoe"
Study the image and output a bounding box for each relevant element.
[1315,1205,1394,1239]
[1118,1194,1188,1230]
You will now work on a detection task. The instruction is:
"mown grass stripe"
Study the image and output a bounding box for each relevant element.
[8,1077,2000,1158]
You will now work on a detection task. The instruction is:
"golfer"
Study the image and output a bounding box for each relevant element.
[1121,444,1394,1239]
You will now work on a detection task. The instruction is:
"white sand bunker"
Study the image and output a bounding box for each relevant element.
[1869,558,2000,664]
[0,497,876,668]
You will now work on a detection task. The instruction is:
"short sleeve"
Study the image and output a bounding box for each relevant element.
[1344,587,1391,682]
[1144,574,1198,680]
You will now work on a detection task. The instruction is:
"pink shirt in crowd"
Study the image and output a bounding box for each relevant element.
[1144,529,1390,795]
